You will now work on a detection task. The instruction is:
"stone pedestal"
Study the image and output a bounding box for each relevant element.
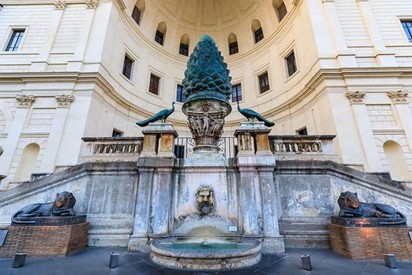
[234,122,273,156]
[328,223,412,260]
[140,123,178,158]
[0,222,88,257]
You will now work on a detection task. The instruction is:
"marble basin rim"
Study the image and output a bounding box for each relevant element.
[150,238,262,270]
[150,239,261,259]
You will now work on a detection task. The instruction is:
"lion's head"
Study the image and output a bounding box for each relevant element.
[338,191,360,209]
[53,191,76,209]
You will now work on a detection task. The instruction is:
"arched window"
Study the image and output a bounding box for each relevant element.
[273,0,287,22]
[155,22,167,46]
[383,140,411,181]
[179,34,190,56]
[132,0,145,25]
[228,33,239,55]
[251,20,264,43]
[14,143,40,182]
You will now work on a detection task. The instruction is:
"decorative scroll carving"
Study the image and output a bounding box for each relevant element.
[196,186,215,216]
[345,91,365,104]
[388,90,409,104]
[54,0,67,9]
[55,94,74,107]
[16,95,35,107]
[85,0,99,9]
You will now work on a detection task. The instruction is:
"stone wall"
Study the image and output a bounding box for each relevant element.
[0,159,411,250]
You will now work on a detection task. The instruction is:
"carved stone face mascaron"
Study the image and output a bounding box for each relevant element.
[196,186,215,216]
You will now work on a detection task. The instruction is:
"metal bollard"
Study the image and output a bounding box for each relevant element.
[301,254,312,271]
[109,252,119,268]
[384,253,397,269]
[12,252,27,268]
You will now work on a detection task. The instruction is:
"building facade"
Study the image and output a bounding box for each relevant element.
[0,0,412,189]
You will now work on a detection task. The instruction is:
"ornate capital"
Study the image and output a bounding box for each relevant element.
[388,90,409,104]
[16,94,35,107]
[56,94,74,107]
[85,0,99,9]
[345,91,365,104]
[54,0,67,9]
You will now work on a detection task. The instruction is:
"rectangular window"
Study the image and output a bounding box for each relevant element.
[5,29,25,52]
[155,30,164,45]
[229,41,239,55]
[176,84,186,103]
[122,54,134,79]
[149,74,160,95]
[254,28,264,43]
[258,72,270,94]
[179,43,189,56]
[297,127,308,136]
[277,2,287,22]
[174,145,185,159]
[401,21,412,42]
[132,6,141,25]
[231,83,242,102]
[285,51,297,77]
[112,129,123,138]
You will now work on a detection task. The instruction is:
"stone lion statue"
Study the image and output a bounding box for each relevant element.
[12,191,76,224]
[338,191,406,225]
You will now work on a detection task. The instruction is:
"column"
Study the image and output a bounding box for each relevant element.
[345,91,383,172]
[40,94,74,173]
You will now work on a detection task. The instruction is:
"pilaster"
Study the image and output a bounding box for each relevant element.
[345,91,383,172]
[0,95,36,184]
[388,90,412,156]
[40,95,74,173]
[30,5,65,71]
[322,0,357,67]
[356,0,397,66]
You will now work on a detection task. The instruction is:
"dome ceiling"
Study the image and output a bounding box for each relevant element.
[152,0,262,30]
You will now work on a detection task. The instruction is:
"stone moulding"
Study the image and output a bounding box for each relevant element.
[388,90,409,104]
[345,91,365,104]
[16,94,35,107]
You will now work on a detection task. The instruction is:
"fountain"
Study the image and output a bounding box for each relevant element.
[130,35,284,270]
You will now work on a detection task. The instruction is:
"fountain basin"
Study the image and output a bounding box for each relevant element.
[150,239,261,270]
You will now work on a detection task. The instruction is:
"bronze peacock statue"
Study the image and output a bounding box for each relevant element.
[136,102,175,127]
[237,101,274,127]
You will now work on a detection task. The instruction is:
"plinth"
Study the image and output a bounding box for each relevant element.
[328,217,412,260]
[0,216,88,257]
